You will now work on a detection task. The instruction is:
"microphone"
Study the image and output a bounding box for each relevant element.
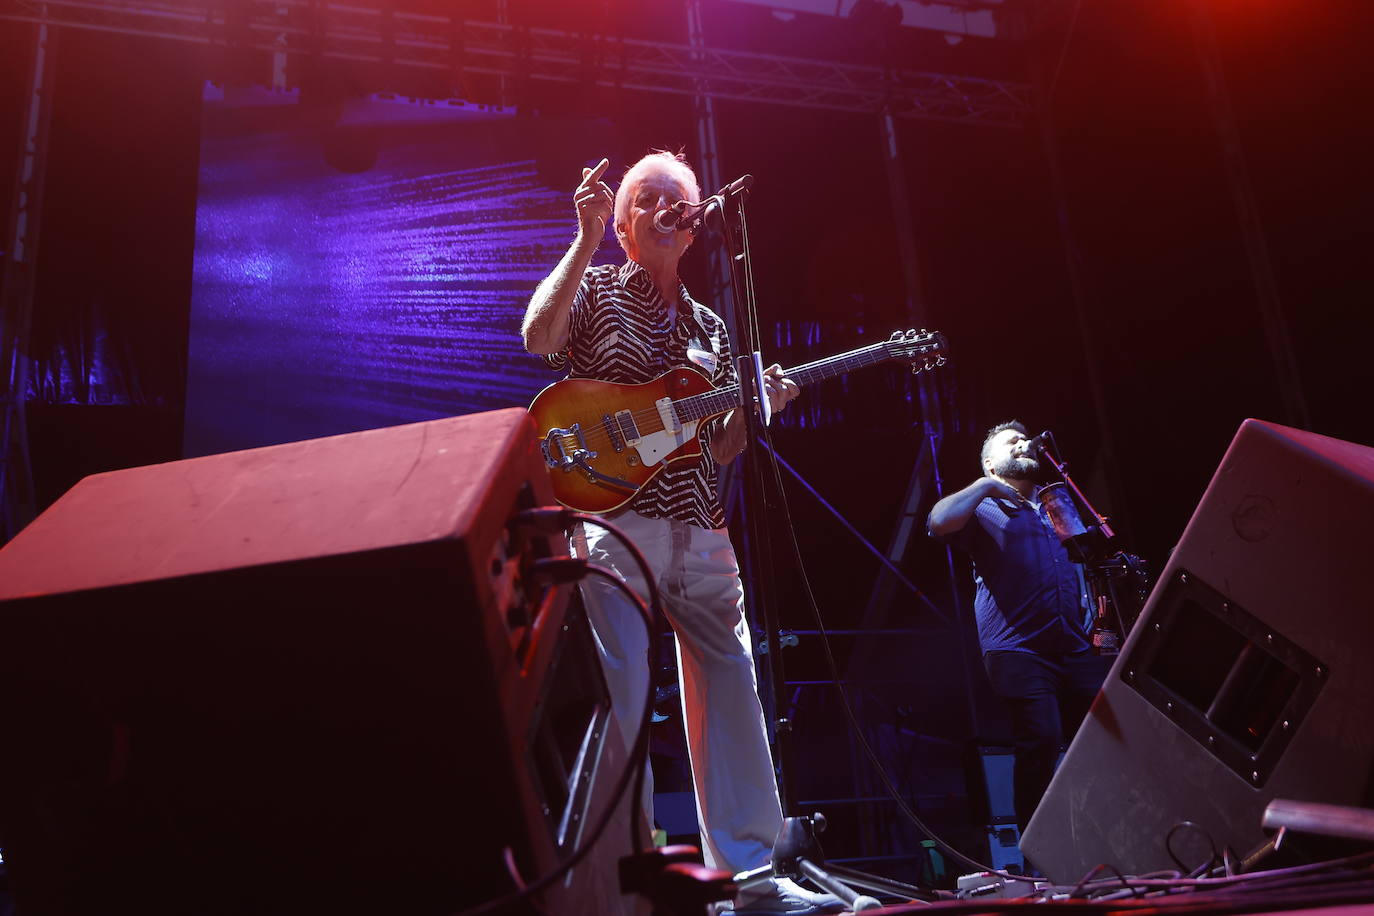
[1017,431,1051,457]
[652,201,689,234]
[674,175,755,236]
[716,173,754,198]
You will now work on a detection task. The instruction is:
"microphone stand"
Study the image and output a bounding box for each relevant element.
[1036,438,1147,654]
[695,181,937,909]
[692,178,792,807]
[1036,438,1112,545]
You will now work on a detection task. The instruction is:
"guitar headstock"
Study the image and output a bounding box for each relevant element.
[884,328,949,373]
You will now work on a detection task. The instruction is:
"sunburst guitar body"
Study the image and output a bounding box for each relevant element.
[528,367,717,514]
[529,329,949,513]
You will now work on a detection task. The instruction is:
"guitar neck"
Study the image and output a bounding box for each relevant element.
[676,342,893,423]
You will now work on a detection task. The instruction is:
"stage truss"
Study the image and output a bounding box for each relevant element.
[0,0,1033,126]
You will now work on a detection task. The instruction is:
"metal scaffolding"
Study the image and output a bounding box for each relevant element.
[1,17,54,542]
[0,0,1034,126]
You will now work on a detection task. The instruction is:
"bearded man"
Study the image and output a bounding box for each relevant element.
[927,421,1110,833]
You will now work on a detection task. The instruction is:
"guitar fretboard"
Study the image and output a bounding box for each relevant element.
[674,341,899,424]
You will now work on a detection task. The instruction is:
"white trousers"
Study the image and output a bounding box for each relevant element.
[573,510,783,874]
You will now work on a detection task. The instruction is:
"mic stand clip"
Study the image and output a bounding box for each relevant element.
[736,352,771,426]
[1037,437,1140,655]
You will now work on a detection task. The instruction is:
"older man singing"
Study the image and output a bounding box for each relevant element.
[522,151,837,915]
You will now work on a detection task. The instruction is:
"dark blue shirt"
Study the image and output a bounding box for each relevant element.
[940,493,1089,656]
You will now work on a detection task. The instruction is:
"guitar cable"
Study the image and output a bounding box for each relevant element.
[453,510,665,916]
[751,419,1025,884]
[713,190,1009,888]
[704,184,997,879]
[542,509,673,857]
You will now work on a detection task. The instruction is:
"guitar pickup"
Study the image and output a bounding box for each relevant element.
[600,412,641,453]
[539,423,596,471]
[654,397,681,434]
[615,409,641,447]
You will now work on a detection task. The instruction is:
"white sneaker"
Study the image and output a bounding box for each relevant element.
[720,876,846,915]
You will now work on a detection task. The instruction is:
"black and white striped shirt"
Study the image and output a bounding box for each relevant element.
[545,261,734,529]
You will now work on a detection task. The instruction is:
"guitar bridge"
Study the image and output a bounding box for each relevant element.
[540,423,597,472]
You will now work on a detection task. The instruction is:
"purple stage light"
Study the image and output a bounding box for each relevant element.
[185,86,621,457]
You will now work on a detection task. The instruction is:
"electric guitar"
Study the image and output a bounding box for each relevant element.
[529,328,948,513]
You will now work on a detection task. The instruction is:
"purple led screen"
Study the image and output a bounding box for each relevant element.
[185,87,621,457]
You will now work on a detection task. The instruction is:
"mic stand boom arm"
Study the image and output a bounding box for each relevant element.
[1037,437,1133,654]
[1038,440,1113,542]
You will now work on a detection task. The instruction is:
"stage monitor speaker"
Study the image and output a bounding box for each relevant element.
[1022,419,1374,881]
[0,409,645,915]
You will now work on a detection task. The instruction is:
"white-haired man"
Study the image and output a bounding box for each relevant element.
[523,152,839,915]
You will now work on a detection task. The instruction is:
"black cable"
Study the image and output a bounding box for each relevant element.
[979,847,1374,906]
[1221,845,1238,878]
[763,445,951,624]
[1066,863,1107,899]
[708,184,999,884]
[1068,863,1135,899]
[554,513,669,862]
[515,508,663,630]
[1056,848,1374,899]
[1165,820,1219,876]
[713,182,800,817]
[738,204,763,357]
[754,418,1017,881]
[717,247,1018,880]
[453,513,663,916]
[453,560,655,916]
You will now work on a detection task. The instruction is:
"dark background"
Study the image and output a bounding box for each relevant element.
[3,0,1370,879]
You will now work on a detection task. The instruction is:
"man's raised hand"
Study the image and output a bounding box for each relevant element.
[983,477,1023,501]
[575,157,615,241]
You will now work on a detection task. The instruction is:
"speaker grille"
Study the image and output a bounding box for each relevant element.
[1122,568,1326,787]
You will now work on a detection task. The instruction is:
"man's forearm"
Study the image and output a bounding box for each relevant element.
[709,410,746,465]
[928,478,996,537]
[522,233,599,354]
